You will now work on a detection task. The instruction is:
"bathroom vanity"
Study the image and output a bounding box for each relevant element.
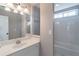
[0,35,40,56]
[9,43,39,56]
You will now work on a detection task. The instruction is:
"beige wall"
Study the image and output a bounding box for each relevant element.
[40,3,54,56]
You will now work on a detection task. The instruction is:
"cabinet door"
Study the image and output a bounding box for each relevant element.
[8,43,39,56]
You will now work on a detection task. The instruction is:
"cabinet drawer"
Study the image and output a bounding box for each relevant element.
[8,43,39,56]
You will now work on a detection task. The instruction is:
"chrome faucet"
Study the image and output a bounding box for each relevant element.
[16,40,21,44]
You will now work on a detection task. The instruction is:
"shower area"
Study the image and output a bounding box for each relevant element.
[53,3,79,56]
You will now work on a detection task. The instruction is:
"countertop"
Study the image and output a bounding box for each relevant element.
[0,35,40,56]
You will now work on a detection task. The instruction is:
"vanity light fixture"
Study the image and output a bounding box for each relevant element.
[4,3,29,15]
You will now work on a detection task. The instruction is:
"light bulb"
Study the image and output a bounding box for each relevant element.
[17,5,22,11]
[6,3,15,9]
[24,8,29,13]
[13,10,18,13]
[7,3,13,7]
[20,12,24,15]
[5,7,11,11]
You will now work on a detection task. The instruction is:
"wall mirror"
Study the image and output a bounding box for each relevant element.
[0,3,40,41]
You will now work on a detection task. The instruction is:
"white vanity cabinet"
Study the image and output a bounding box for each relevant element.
[8,43,39,56]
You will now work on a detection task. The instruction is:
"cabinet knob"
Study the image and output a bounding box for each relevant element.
[6,33,9,35]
